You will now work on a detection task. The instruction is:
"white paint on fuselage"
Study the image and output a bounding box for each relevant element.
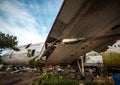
[1,43,43,65]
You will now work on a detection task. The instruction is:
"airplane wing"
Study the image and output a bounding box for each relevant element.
[39,0,120,65]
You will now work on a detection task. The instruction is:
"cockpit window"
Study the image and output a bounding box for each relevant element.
[25,43,31,49]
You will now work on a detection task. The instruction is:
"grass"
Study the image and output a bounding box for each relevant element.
[31,72,79,85]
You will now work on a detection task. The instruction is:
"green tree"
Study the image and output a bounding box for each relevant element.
[0,32,19,54]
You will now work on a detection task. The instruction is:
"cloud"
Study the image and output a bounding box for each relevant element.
[0,0,63,45]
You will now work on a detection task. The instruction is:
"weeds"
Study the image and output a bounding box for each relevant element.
[32,72,79,85]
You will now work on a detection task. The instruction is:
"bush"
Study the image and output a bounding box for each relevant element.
[32,72,79,85]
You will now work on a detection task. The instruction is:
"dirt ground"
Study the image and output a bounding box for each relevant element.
[0,72,39,85]
[0,71,115,85]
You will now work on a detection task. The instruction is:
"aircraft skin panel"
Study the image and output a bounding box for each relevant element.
[44,0,120,65]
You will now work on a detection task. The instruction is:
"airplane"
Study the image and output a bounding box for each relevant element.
[1,0,120,73]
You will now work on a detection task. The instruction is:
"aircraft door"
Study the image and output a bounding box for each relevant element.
[31,49,35,56]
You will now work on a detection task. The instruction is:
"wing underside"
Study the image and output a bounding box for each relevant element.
[40,0,120,65]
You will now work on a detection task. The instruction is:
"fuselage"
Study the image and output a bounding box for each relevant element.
[1,43,43,65]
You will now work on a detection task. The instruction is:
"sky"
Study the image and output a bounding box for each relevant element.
[0,0,63,45]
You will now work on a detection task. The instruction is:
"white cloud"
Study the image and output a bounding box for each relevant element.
[0,2,41,45]
[0,0,63,45]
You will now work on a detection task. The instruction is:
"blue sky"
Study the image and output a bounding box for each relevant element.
[0,0,63,45]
